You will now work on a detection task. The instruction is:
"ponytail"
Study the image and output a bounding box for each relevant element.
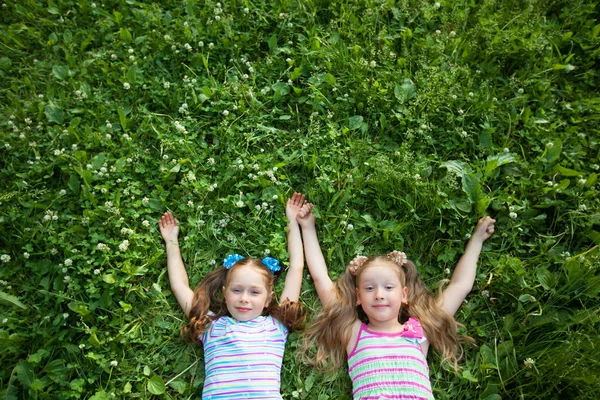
[180,267,229,345]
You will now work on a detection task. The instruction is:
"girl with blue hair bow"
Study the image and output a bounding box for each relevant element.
[159,193,308,399]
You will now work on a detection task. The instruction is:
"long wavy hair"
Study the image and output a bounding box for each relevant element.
[181,258,305,345]
[301,255,469,372]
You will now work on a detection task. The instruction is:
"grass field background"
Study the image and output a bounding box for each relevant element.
[1,0,599,398]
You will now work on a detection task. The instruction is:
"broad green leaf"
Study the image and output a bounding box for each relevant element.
[126,65,137,83]
[52,65,68,80]
[45,104,64,124]
[15,361,34,389]
[147,375,165,395]
[119,301,132,312]
[536,268,556,290]
[519,294,536,303]
[394,78,416,102]
[267,34,277,52]
[119,27,132,43]
[89,390,111,400]
[0,290,27,309]
[555,165,581,177]
[440,160,471,177]
[462,173,483,203]
[103,274,116,284]
[68,302,91,317]
[348,115,363,130]
[462,369,478,382]
[543,139,562,164]
[118,108,127,132]
[484,153,516,178]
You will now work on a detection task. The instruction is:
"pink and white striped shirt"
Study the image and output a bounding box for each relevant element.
[200,315,288,399]
[347,318,434,400]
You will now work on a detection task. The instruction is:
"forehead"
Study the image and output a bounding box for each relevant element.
[358,264,402,283]
[227,264,269,287]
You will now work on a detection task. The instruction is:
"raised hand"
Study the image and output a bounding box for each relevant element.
[472,216,496,242]
[159,211,180,244]
[296,202,315,229]
[286,192,306,222]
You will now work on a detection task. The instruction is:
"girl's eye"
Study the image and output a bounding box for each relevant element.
[386,285,394,290]
[251,290,260,295]
[365,286,374,291]
[232,288,242,293]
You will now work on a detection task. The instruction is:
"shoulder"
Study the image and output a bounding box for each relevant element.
[345,319,365,356]
[267,315,289,336]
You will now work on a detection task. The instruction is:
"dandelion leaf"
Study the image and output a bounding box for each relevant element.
[0,290,27,309]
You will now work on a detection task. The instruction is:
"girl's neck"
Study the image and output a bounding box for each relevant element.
[367,319,404,333]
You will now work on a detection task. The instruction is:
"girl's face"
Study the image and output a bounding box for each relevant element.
[224,264,273,321]
[356,263,408,328]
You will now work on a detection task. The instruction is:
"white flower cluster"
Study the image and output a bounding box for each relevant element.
[174,120,187,134]
[121,227,134,236]
[64,258,73,266]
[0,254,10,263]
[43,210,59,222]
[119,240,129,251]
[207,183,218,192]
[97,243,110,252]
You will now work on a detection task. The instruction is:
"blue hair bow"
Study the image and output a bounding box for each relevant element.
[222,254,281,274]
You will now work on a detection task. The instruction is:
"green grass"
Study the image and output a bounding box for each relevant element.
[1,0,599,398]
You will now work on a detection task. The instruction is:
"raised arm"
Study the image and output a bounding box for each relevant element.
[280,192,306,303]
[159,212,194,317]
[440,216,496,316]
[296,204,336,306]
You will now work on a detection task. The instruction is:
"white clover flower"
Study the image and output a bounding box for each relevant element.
[142,220,150,228]
[208,42,214,49]
[449,31,456,37]
[207,157,215,164]
[123,82,131,90]
[97,243,110,252]
[51,248,58,255]
[469,92,474,97]
[119,240,129,251]
[346,224,354,231]
[481,290,490,298]
[222,110,229,116]
[503,148,510,153]
[509,212,517,219]
[63,313,69,319]
[2,318,8,324]
[524,358,535,369]
[460,131,468,138]
[458,109,464,115]
[111,53,117,60]
[236,200,244,208]
[94,269,101,275]
[0,254,10,263]
[23,252,30,259]
[142,197,149,204]
[369,60,377,68]
[546,142,553,148]
[110,360,118,367]
[578,178,587,185]
[518,88,524,94]
[79,343,86,349]
[414,174,421,181]
[63,276,71,283]
[64,258,73,266]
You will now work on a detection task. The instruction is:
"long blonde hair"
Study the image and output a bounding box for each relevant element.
[301,255,467,372]
[181,258,305,345]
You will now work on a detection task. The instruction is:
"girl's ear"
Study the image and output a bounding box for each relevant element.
[402,286,409,305]
[355,287,362,306]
